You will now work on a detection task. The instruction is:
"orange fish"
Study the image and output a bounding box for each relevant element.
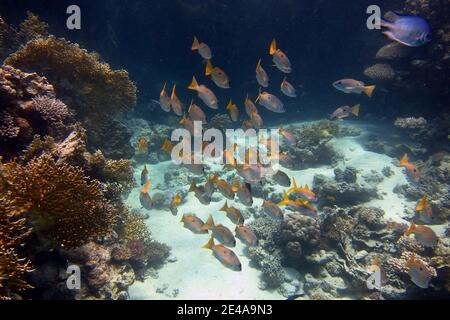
[202,215,236,247]
[202,237,242,271]
[159,82,171,112]
[181,214,208,234]
[161,139,174,154]
[220,201,244,225]
[242,120,254,130]
[235,225,258,246]
[192,36,212,60]
[140,165,149,186]
[226,100,239,122]
[244,94,258,116]
[405,222,438,247]
[369,255,387,285]
[137,137,149,154]
[188,76,218,110]
[416,195,432,223]
[139,180,153,210]
[170,192,182,216]
[287,178,318,202]
[256,58,269,87]
[399,153,421,183]
[206,60,230,89]
[270,39,292,73]
[170,84,184,116]
[405,254,434,289]
[188,100,206,123]
[250,111,263,129]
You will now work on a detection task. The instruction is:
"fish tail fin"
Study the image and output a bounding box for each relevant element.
[278,192,290,207]
[363,85,376,98]
[400,153,409,166]
[202,237,215,250]
[188,181,196,193]
[205,60,213,76]
[405,222,417,236]
[351,104,360,117]
[192,36,200,51]
[270,39,277,55]
[171,84,177,99]
[188,76,198,90]
[382,30,398,43]
[220,201,229,212]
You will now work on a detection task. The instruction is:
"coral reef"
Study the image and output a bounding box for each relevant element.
[284,120,342,169]
[394,117,427,130]
[1,154,118,248]
[0,12,48,62]
[313,168,379,208]
[5,36,137,158]
[247,217,285,288]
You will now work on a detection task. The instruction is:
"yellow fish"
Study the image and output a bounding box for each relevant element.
[202,237,242,271]
[405,254,434,289]
[188,76,218,110]
[170,84,184,116]
[159,82,172,112]
[226,100,239,122]
[206,60,230,89]
[270,39,292,73]
[192,36,212,60]
[287,178,318,202]
[220,201,244,225]
[416,195,432,223]
[244,94,258,116]
[405,222,438,247]
[170,192,182,216]
[139,180,153,211]
[256,58,269,87]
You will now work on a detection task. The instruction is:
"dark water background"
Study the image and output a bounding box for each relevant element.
[1,0,438,125]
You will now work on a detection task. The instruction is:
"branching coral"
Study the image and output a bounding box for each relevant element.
[31,96,72,124]
[0,196,34,299]
[1,154,117,248]
[5,36,137,119]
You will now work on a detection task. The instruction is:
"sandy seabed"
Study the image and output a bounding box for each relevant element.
[127,121,444,300]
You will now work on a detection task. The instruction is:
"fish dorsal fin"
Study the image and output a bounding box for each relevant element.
[226,100,233,110]
[400,153,409,165]
[188,76,199,90]
[255,87,262,103]
[188,181,196,193]
[204,214,215,229]
[405,253,416,268]
[161,82,167,97]
[171,84,177,99]
[205,60,213,76]
[188,100,194,112]
[416,195,426,211]
[220,201,229,212]
[270,39,277,55]
[370,256,380,273]
[305,184,310,191]
[142,180,151,193]
[406,222,417,236]
[256,58,262,71]
[278,192,290,207]
[192,36,200,50]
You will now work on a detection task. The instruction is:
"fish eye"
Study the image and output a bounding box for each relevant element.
[419,267,423,271]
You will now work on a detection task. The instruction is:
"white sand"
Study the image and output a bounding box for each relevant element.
[127,121,427,300]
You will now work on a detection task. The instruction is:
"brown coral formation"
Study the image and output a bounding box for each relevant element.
[0,197,34,300]
[1,154,118,248]
[0,12,48,62]
[5,36,136,119]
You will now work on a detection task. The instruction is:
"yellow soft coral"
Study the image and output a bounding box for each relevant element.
[2,155,117,248]
[5,36,137,118]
